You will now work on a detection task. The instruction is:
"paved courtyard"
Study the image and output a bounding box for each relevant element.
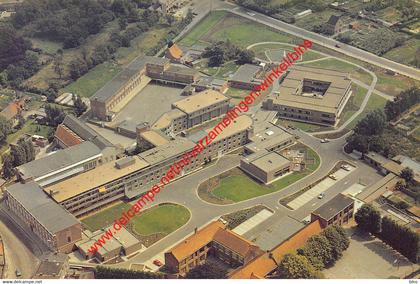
[112,83,184,126]
[325,228,418,279]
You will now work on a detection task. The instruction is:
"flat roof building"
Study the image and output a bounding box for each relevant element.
[228,64,263,90]
[240,150,292,184]
[15,141,103,187]
[245,122,295,154]
[263,66,352,126]
[311,193,355,228]
[4,182,82,253]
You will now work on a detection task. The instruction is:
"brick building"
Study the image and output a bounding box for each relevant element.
[310,194,355,228]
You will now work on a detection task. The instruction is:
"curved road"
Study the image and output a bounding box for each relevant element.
[223,6,420,81]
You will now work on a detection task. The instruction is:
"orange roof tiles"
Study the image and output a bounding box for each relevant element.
[55,125,84,147]
[229,220,322,279]
[167,43,183,60]
[168,221,225,262]
[167,221,263,263]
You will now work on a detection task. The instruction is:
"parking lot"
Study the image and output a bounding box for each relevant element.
[325,228,418,279]
[287,165,356,210]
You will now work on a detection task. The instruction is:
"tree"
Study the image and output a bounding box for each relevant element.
[2,154,14,179]
[277,253,323,279]
[354,109,387,136]
[346,134,369,154]
[355,204,381,234]
[69,58,89,80]
[0,116,12,144]
[0,25,31,71]
[73,95,87,116]
[298,235,334,269]
[94,266,165,279]
[118,17,128,30]
[45,104,66,126]
[185,263,227,279]
[321,225,349,261]
[400,167,414,184]
[53,49,64,79]
[237,49,255,64]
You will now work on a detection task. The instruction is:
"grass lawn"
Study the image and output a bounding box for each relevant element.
[81,202,190,236]
[337,84,367,127]
[30,38,63,54]
[211,147,320,203]
[250,43,325,63]
[132,204,190,236]
[61,62,121,98]
[344,93,387,130]
[384,39,420,66]
[0,119,53,155]
[82,202,131,231]
[180,11,227,46]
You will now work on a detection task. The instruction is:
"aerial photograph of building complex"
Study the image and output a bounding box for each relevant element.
[0,0,419,282]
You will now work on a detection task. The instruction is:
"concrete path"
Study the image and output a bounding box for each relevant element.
[232,209,273,235]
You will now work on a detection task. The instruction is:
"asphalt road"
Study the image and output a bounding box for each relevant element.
[225,5,420,81]
[100,128,383,268]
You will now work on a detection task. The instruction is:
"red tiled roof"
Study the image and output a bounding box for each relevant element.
[166,43,183,60]
[229,220,323,279]
[55,125,84,147]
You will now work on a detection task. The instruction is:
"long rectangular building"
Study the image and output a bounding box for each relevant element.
[4,182,82,253]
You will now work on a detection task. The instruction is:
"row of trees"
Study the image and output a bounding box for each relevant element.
[355,204,419,262]
[384,87,420,121]
[94,266,165,279]
[277,225,349,279]
[2,137,36,179]
[202,40,255,67]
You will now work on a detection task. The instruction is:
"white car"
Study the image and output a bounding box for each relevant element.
[341,164,351,171]
[247,12,256,16]
[320,138,330,143]
[318,193,325,199]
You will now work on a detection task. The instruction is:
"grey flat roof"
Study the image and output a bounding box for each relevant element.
[312,194,354,221]
[62,115,114,149]
[230,64,261,83]
[244,215,304,251]
[90,56,168,103]
[17,141,101,180]
[6,181,79,233]
[138,137,195,165]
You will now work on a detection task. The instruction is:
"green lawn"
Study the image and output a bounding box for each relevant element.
[384,38,420,66]
[82,202,131,231]
[337,84,367,127]
[180,11,227,46]
[345,93,387,130]
[61,62,121,98]
[30,38,63,54]
[132,204,190,236]
[81,202,190,236]
[212,147,320,203]
[0,119,53,155]
[201,60,240,79]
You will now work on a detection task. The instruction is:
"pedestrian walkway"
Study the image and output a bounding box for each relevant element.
[287,165,356,210]
[232,209,273,236]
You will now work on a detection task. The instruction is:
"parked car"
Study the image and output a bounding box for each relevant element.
[335,44,341,48]
[341,164,351,171]
[329,174,337,180]
[318,193,325,199]
[15,269,22,277]
[320,138,330,143]
[247,12,256,16]
[153,259,163,267]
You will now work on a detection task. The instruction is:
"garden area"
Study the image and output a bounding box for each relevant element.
[198,146,320,204]
[81,202,190,247]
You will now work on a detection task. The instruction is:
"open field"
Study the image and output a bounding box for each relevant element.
[81,202,131,231]
[62,62,121,98]
[131,204,190,236]
[337,84,368,128]
[180,11,228,46]
[249,43,325,62]
[81,202,190,238]
[199,147,320,203]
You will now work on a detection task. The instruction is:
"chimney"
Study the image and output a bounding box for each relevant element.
[194,227,198,234]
